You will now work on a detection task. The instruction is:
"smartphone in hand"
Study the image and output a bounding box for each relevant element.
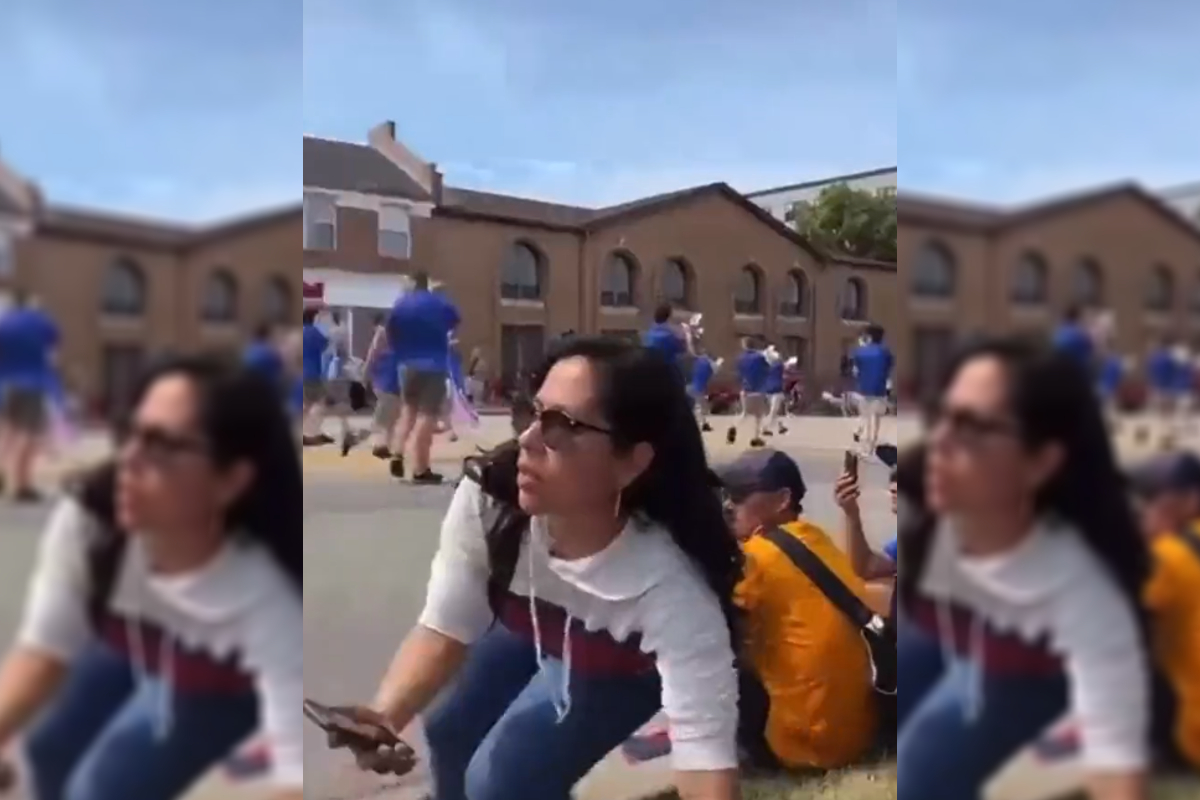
[843,449,859,480]
[303,699,400,749]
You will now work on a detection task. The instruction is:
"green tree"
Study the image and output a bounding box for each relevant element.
[792,183,896,262]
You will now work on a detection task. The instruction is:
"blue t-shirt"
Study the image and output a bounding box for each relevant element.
[882,538,897,561]
[643,323,684,365]
[301,324,329,382]
[0,308,60,391]
[243,341,285,387]
[1174,360,1195,393]
[1052,324,1094,373]
[1147,349,1176,392]
[387,290,460,374]
[1098,355,1123,397]
[763,361,785,394]
[737,350,769,393]
[852,342,893,397]
[690,356,715,394]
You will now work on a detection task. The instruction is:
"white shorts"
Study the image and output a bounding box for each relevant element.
[859,396,889,417]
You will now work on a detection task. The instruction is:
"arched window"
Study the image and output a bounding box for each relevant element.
[263,276,293,325]
[601,252,638,307]
[201,269,239,322]
[1010,252,1049,305]
[661,258,692,308]
[1145,264,1175,312]
[733,265,763,315]
[912,241,957,298]
[501,242,544,301]
[1070,257,1105,308]
[841,277,868,321]
[779,270,809,317]
[102,257,147,316]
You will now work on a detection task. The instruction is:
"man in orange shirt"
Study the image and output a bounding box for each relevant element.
[717,449,878,770]
[1129,452,1200,771]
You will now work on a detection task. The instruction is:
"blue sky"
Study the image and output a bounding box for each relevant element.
[0,0,299,222]
[303,0,896,206]
[900,2,1200,202]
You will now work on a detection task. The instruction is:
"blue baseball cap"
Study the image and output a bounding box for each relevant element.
[715,449,807,504]
[1127,452,1200,498]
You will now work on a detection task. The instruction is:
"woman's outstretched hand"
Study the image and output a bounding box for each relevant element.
[306,701,417,776]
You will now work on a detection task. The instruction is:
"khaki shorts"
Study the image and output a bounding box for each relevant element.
[741,393,768,417]
[401,368,448,416]
[372,391,401,429]
[302,380,326,406]
[0,387,48,434]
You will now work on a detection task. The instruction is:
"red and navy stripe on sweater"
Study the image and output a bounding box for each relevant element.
[495,591,656,678]
[909,596,1063,676]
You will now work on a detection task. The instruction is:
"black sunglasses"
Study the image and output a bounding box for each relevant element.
[119,422,209,462]
[527,405,612,449]
[927,403,1018,443]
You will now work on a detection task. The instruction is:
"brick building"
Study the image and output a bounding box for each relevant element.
[898,184,1200,395]
[303,122,897,391]
[0,156,300,412]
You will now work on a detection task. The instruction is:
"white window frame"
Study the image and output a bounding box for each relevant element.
[303,192,338,251]
[378,204,412,259]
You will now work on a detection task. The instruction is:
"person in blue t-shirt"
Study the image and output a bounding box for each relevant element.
[1051,305,1095,375]
[850,324,894,456]
[1096,351,1126,426]
[1147,337,1178,418]
[688,350,719,433]
[364,313,402,460]
[385,272,460,485]
[243,324,286,394]
[761,345,788,437]
[300,308,331,447]
[0,293,61,502]
[643,303,689,376]
[835,453,898,618]
[728,338,769,448]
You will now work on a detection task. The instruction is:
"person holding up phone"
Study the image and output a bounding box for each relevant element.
[326,337,743,800]
[0,355,303,800]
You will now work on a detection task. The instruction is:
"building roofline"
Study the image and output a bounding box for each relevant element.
[744,167,897,199]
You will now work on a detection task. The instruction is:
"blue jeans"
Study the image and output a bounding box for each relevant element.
[897,619,1068,800]
[425,624,661,800]
[25,643,258,800]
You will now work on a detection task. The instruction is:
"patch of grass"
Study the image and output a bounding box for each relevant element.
[643,763,896,800]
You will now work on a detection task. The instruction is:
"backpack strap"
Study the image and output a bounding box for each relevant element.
[70,464,128,629]
[760,527,880,633]
[87,533,127,629]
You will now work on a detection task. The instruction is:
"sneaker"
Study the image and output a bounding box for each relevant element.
[301,435,331,448]
[701,423,713,433]
[777,425,788,435]
[749,438,766,448]
[371,446,392,460]
[412,470,444,485]
[762,430,773,437]
[340,431,362,457]
[726,427,737,445]
[389,457,405,479]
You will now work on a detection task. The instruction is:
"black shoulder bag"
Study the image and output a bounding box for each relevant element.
[761,527,896,750]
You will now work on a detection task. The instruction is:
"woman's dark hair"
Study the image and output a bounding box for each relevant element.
[467,336,744,647]
[79,353,302,590]
[897,336,1148,613]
